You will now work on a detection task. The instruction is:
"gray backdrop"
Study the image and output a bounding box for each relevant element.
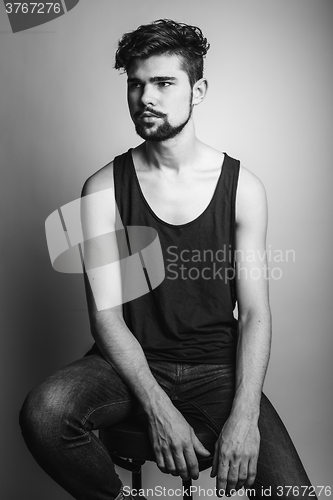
[1,1,332,498]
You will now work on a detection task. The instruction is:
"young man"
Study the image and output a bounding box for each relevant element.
[20,19,315,499]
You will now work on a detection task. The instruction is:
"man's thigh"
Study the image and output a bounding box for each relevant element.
[23,348,141,431]
[255,393,313,496]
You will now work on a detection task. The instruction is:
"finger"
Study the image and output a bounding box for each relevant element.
[154,448,166,473]
[235,461,248,490]
[183,447,200,480]
[163,449,178,476]
[216,459,230,497]
[210,446,219,478]
[225,462,239,496]
[192,433,211,457]
[170,450,191,480]
[244,456,257,488]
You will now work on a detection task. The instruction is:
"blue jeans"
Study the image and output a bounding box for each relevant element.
[19,346,314,500]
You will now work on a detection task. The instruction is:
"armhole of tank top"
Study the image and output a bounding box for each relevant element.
[112,153,125,210]
[230,159,241,309]
[112,153,125,232]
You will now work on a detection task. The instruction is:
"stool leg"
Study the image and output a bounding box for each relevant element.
[182,478,192,500]
[132,468,142,491]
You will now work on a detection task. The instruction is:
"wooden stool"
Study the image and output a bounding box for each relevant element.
[100,415,217,500]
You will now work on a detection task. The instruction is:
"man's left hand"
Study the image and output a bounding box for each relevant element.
[210,414,260,496]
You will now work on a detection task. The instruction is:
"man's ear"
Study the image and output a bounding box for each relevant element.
[192,78,208,106]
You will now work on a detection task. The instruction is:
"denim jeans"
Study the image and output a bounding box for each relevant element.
[19,346,314,500]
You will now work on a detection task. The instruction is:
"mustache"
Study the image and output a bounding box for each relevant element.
[134,107,166,119]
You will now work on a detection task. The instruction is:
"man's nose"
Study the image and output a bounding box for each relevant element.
[140,85,157,106]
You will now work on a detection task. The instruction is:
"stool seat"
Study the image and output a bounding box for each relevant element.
[100,414,217,471]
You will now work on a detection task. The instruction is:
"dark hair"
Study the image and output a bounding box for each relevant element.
[114,19,210,88]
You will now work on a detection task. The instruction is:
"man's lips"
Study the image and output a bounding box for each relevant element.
[135,110,165,119]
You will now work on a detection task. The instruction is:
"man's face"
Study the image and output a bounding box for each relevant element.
[127,54,193,142]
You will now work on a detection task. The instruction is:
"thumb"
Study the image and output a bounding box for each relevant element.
[192,433,211,457]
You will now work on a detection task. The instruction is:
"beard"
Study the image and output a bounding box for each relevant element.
[133,98,193,143]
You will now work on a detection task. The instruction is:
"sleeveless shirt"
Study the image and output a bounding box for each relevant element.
[113,149,240,364]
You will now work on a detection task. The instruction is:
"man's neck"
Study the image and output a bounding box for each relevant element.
[142,122,202,175]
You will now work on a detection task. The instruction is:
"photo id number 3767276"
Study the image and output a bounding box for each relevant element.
[277,486,331,497]
[5,3,61,14]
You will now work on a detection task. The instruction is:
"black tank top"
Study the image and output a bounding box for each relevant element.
[113,149,239,364]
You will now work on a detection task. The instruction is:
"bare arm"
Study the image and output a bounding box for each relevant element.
[211,166,271,494]
[81,164,209,480]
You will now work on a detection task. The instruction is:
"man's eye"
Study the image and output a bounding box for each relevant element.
[128,83,142,89]
[158,82,171,88]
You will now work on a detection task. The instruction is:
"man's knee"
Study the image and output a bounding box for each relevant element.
[19,378,73,444]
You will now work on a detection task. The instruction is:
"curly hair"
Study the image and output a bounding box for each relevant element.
[114,19,210,88]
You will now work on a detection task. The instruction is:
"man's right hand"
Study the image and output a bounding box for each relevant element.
[147,401,211,480]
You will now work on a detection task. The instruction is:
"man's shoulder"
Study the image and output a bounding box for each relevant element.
[236,165,267,225]
[81,159,115,198]
[238,164,265,192]
[80,159,119,229]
